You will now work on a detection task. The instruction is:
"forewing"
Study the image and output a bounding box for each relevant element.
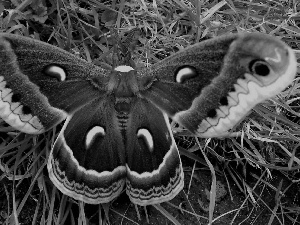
[0,33,109,134]
[138,33,296,137]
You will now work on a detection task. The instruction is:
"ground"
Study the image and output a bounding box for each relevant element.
[1,156,299,224]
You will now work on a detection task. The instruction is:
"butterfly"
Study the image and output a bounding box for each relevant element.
[0,31,296,206]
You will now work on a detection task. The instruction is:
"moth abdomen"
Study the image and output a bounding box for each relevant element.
[114,97,133,130]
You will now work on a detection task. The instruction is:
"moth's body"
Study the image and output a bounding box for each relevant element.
[0,32,296,205]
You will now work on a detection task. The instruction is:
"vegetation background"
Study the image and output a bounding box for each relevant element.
[0,0,299,224]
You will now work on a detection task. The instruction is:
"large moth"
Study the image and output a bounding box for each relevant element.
[0,32,296,205]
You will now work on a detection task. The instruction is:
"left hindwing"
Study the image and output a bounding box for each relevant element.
[48,96,127,204]
[138,33,297,137]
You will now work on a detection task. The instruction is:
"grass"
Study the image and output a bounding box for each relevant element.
[0,0,300,224]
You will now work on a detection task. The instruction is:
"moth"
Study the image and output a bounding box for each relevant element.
[0,32,296,206]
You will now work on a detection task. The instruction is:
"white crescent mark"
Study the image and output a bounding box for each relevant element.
[46,65,66,81]
[137,128,154,152]
[86,126,105,148]
[175,67,196,83]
